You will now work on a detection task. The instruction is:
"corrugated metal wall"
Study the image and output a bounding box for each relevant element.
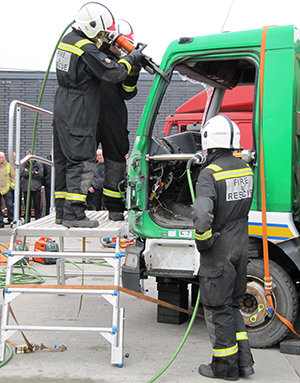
[0,71,202,160]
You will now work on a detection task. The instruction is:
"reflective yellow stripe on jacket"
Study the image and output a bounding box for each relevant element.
[58,42,84,56]
[74,39,95,48]
[194,228,212,241]
[213,343,238,357]
[206,164,223,172]
[122,84,136,93]
[103,188,123,199]
[213,167,253,181]
[118,58,132,74]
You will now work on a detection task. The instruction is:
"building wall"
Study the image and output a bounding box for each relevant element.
[0,71,201,161]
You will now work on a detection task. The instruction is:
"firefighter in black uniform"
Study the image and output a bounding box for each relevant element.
[97,20,140,221]
[53,2,143,227]
[192,115,255,381]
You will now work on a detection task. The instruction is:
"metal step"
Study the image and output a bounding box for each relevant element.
[15,211,128,238]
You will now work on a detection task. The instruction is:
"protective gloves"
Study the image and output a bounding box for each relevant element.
[122,49,144,67]
[129,63,142,76]
[194,230,220,252]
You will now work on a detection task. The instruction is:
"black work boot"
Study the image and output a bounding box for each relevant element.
[62,200,99,228]
[62,216,99,228]
[109,211,124,221]
[239,366,254,377]
[55,198,65,225]
[198,364,239,381]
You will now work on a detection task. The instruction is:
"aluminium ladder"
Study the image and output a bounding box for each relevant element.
[0,211,128,366]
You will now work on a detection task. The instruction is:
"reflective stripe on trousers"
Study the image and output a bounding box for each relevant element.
[213,343,238,358]
[103,187,123,198]
[65,192,86,202]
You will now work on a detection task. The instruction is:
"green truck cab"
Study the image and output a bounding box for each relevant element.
[123,25,300,347]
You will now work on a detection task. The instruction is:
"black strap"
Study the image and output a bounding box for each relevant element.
[222,114,234,149]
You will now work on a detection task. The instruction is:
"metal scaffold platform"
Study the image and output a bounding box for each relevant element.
[0,211,129,366]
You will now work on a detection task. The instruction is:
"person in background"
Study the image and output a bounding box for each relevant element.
[88,148,105,211]
[20,151,43,222]
[0,152,15,227]
[53,2,143,228]
[97,19,140,221]
[193,115,255,381]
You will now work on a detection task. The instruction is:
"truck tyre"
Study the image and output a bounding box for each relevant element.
[241,258,298,348]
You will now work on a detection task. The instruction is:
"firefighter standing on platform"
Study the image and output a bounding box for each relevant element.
[53,2,143,227]
[97,19,140,221]
[192,115,255,381]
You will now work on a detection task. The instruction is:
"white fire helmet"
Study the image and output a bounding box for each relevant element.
[201,115,241,150]
[75,2,116,39]
[116,19,134,43]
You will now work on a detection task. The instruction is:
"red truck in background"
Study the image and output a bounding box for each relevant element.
[164,85,254,150]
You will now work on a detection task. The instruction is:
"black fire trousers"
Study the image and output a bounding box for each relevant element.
[199,222,254,379]
[53,120,96,221]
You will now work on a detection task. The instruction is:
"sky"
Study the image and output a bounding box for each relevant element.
[1,0,300,71]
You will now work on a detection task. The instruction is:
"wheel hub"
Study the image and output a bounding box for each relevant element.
[241,280,269,327]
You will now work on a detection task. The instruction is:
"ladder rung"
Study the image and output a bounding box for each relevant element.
[5,285,118,295]
[3,325,113,333]
[9,250,120,258]
[64,271,115,277]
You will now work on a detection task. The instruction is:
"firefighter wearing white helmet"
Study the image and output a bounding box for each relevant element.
[116,19,134,44]
[97,18,141,221]
[201,114,241,150]
[192,114,255,380]
[75,2,116,38]
[53,2,143,228]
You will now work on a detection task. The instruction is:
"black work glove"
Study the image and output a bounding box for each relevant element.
[129,63,142,76]
[195,231,220,252]
[123,49,144,67]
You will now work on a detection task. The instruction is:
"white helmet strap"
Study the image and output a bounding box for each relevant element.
[222,114,234,149]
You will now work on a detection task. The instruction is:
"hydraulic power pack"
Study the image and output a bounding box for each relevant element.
[33,237,59,264]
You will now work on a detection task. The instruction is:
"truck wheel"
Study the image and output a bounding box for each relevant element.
[241,258,298,348]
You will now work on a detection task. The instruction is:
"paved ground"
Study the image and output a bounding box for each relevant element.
[0,228,300,383]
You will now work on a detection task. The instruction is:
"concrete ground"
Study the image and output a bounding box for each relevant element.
[0,227,300,383]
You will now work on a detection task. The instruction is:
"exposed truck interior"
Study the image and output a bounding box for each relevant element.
[147,57,256,229]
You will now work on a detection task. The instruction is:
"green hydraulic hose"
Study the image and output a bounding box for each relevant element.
[0,263,45,288]
[146,166,200,383]
[186,160,195,203]
[0,343,13,368]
